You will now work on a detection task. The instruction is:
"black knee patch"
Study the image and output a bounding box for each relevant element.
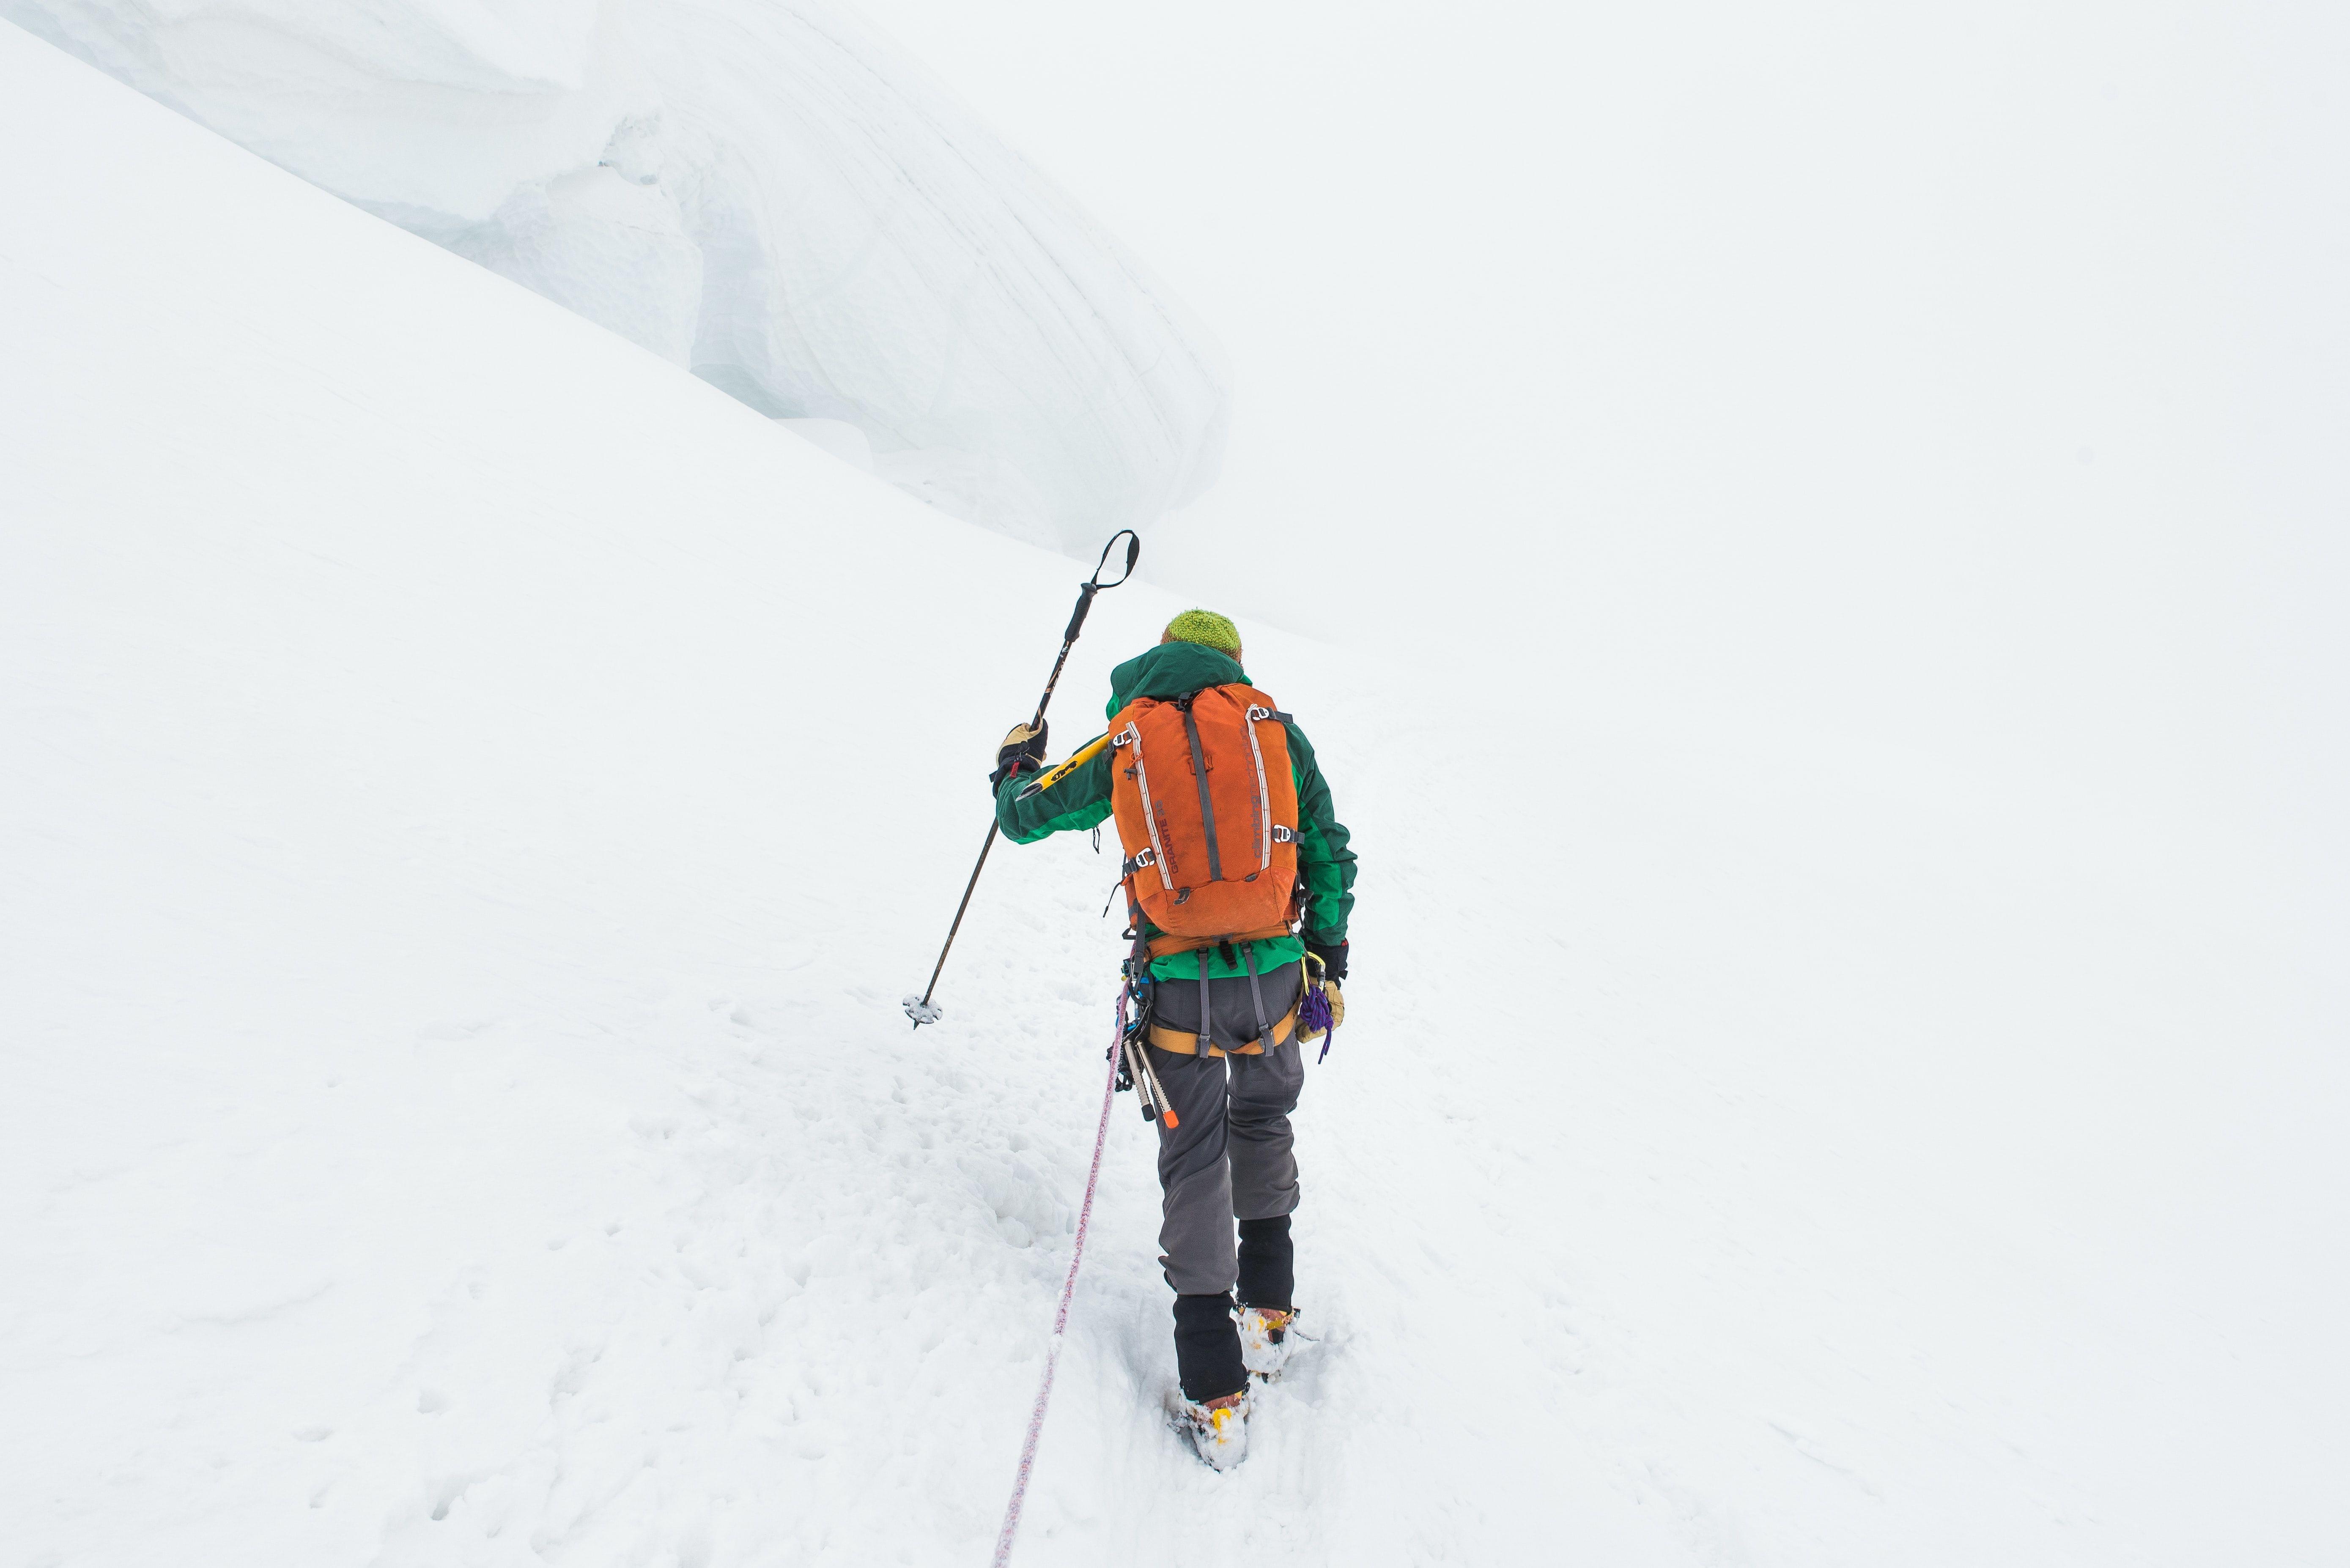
[1171,1292,1247,1403]
[1236,1215,1294,1311]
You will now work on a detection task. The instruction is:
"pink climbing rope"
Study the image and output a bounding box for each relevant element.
[992,989,1128,1568]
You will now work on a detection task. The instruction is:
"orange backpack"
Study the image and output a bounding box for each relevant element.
[1108,683,1300,951]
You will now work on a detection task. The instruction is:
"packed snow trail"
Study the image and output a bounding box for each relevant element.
[990,1000,1122,1565]
[5,21,2343,1567]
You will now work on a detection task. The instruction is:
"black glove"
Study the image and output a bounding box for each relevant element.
[988,719,1049,794]
[1305,938,1347,982]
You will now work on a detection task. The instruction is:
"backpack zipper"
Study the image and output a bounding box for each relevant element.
[1122,721,1175,895]
[1242,703,1274,872]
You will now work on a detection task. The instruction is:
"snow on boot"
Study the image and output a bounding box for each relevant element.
[1238,1305,1297,1380]
[1177,1389,1252,1471]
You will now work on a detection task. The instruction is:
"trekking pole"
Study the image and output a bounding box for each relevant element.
[903,530,1142,1028]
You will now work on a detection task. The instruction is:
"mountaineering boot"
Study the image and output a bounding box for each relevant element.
[1237,1305,1297,1380]
[1235,1215,1296,1377]
[1171,1292,1250,1466]
[1177,1389,1252,1471]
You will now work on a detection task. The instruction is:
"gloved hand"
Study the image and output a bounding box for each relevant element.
[988,719,1049,794]
[1300,944,1346,1041]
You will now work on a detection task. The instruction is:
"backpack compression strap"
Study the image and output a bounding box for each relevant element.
[1179,702,1224,884]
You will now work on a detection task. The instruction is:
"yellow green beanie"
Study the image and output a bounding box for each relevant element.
[1164,608,1241,658]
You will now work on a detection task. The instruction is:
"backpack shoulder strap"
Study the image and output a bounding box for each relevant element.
[1226,682,1293,725]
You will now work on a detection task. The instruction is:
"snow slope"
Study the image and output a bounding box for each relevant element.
[2,0,1228,555]
[6,16,2346,1568]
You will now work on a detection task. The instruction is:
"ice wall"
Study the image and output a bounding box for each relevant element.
[2,0,1228,553]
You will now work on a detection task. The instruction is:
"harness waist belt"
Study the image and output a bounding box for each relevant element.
[1146,1002,1300,1058]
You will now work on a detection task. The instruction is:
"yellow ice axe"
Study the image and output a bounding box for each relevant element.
[1017,731,1113,799]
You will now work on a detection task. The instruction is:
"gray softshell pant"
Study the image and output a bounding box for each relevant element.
[1146,964,1306,1296]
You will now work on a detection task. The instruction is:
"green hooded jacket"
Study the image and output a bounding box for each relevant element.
[993,641,1355,982]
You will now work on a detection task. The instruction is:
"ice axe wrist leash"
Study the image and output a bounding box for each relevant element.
[904,530,1141,1028]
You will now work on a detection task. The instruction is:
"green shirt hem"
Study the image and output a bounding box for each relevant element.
[1146,933,1308,982]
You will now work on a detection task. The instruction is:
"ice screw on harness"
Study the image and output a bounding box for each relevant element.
[905,530,1141,1029]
